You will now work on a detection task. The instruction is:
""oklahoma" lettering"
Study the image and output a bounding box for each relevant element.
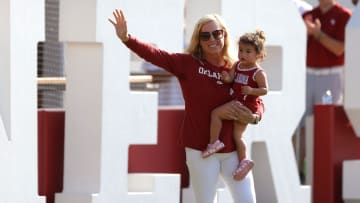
[198,67,221,80]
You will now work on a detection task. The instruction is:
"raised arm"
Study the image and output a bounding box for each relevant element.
[108,9,186,77]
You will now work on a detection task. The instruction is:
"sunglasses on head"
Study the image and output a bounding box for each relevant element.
[199,29,224,41]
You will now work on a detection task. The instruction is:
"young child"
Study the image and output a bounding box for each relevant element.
[202,30,268,181]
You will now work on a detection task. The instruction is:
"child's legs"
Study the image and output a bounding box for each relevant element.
[210,103,232,144]
[233,121,248,161]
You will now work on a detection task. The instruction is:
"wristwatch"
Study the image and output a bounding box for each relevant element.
[253,114,260,124]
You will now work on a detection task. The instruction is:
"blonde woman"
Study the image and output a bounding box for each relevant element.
[109,9,258,203]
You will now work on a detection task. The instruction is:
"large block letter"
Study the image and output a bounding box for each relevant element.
[0,0,45,202]
[222,0,311,202]
[55,0,182,202]
[182,0,311,202]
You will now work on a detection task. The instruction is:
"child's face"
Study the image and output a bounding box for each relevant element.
[237,42,260,67]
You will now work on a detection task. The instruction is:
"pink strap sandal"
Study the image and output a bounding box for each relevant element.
[202,140,225,158]
[233,159,254,180]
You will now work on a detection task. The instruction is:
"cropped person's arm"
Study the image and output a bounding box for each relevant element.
[304,16,344,56]
[314,30,344,56]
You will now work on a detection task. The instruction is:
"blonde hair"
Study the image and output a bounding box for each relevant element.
[185,14,236,67]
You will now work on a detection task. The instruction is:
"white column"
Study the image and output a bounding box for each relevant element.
[55,0,182,202]
[343,6,360,203]
[344,8,360,137]
[0,0,10,140]
[0,0,45,202]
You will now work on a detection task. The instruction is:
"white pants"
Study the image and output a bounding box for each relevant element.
[185,147,256,203]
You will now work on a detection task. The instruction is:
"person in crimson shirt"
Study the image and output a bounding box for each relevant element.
[109,9,259,203]
[298,0,351,183]
[303,0,351,114]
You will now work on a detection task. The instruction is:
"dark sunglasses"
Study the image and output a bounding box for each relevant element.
[199,29,224,41]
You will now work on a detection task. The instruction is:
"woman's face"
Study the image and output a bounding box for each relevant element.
[199,21,225,57]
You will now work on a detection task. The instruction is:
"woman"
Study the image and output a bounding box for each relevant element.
[109,9,258,203]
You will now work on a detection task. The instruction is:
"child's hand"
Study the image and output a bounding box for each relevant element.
[221,71,231,83]
[241,86,253,95]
